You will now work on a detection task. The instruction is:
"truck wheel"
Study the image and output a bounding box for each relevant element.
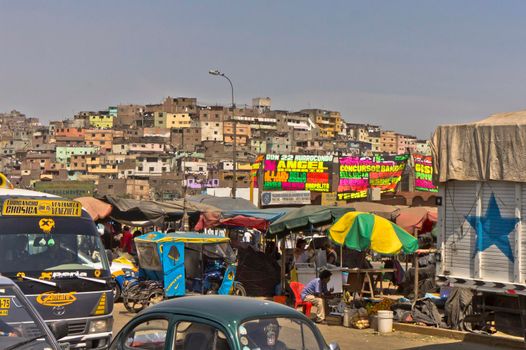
[232,282,246,296]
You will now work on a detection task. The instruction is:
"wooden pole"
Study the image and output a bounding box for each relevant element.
[280,237,287,293]
[413,253,419,304]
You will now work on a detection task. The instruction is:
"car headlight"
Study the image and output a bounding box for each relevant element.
[89,319,110,333]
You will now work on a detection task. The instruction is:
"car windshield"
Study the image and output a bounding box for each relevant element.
[239,317,323,350]
[0,285,53,350]
[0,232,110,274]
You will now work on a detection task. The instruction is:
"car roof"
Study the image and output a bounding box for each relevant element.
[0,188,59,198]
[145,295,308,326]
[0,275,16,286]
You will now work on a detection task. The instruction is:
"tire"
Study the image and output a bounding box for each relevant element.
[148,289,164,305]
[123,298,145,313]
[122,283,146,313]
[112,282,122,302]
[232,282,246,296]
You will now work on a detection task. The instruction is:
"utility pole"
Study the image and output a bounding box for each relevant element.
[181,129,189,230]
[209,69,237,198]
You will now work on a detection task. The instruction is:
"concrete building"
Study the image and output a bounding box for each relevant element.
[161,97,198,114]
[200,121,224,142]
[84,130,114,152]
[116,104,144,127]
[266,133,292,154]
[397,134,417,155]
[380,131,398,154]
[55,127,85,139]
[170,128,202,152]
[223,122,251,145]
[366,132,382,153]
[96,178,127,197]
[252,97,271,112]
[126,178,151,200]
[415,139,431,155]
[153,112,192,129]
[127,138,167,154]
[55,146,98,164]
[301,109,343,139]
[88,115,114,129]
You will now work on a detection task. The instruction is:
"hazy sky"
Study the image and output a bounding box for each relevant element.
[2,1,526,138]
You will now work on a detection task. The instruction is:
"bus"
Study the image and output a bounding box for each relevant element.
[0,184,113,349]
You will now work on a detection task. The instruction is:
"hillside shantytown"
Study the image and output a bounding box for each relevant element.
[0,97,430,201]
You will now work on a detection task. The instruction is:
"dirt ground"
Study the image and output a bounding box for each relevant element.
[112,303,511,349]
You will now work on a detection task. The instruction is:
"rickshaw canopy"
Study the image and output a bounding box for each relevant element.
[135,231,230,244]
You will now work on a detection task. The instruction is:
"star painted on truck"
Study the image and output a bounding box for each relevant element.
[466,193,519,262]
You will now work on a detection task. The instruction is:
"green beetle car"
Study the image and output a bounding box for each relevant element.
[110,295,340,350]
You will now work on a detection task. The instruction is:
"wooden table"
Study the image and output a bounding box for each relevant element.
[343,268,396,299]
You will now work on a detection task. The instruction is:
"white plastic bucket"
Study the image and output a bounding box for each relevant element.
[377,310,393,333]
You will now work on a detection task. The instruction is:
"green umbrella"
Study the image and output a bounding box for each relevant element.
[268,205,354,236]
[329,211,418,254]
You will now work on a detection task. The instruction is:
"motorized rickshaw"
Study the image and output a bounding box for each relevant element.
[122,231,246,312]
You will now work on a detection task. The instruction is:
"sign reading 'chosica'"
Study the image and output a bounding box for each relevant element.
[263,154,333,192]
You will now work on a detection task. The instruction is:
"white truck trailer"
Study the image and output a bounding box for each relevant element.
[433,110,526,335]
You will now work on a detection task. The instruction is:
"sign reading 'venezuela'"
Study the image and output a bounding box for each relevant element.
[2,199,82,217]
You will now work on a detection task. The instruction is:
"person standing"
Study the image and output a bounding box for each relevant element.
[293,239,309,264]
[119,226,133,254]
[325,242,338,266]
[301,270,333,323]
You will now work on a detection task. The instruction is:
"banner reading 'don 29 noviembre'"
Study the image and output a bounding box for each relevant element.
[413,154,438,192]
[337,154,409,200]
[263,154,333,192]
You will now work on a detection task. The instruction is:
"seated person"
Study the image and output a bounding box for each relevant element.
[245,319,287,350]
[0,319,18,337]
[300,270,333,323]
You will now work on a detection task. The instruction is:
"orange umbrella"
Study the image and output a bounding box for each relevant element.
[75,197,112,221]
[395,206,437,234]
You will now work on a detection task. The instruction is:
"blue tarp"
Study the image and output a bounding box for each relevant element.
[221,209,291,223]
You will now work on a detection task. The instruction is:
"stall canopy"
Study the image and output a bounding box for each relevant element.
[396,206,438,234]
[432,110,526,182]
[268,205,354,236]
[329,211,418,255]
[344,202,401,221]
[187,194,257,211]
[74,196,112,221]
[103,196,192,226]
[194,208,290,231]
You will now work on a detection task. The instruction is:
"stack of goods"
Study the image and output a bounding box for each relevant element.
[349,308,369,329]
[366,298,396,315]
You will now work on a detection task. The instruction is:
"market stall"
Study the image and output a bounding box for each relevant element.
[329,211,418,300]
[268,205,355,293]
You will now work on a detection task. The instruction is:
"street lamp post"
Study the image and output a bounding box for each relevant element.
[209,69,237,198]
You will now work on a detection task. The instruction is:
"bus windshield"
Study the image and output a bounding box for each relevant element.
[0,232,110,274]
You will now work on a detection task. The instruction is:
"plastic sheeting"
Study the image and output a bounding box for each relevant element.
[74,196,112,221]
[344,202,401,221]
[396,206,438,234]
[187,194,257,211]
[432,110,526,182]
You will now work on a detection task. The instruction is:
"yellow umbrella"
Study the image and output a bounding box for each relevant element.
[329,211,418,255]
